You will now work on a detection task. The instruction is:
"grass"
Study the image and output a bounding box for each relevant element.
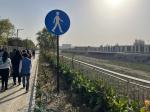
[107,59,150,73]
[62,53,150,76]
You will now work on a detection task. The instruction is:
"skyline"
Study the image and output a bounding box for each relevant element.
[0,0,150,46]
[61,39,150,47]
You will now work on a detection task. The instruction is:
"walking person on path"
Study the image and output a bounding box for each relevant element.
[0,48,4,55]
[10,49,16,60]
[0,51,12,91]
[0,49,4,80]
[27,49,32,59]
[0,49,4,66]
[32,50,35,59]
[19,53,32,93]
[11,50,22,85]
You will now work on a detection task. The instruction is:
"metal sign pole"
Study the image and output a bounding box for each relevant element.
[56,35,60,93]
[45,9,70,94]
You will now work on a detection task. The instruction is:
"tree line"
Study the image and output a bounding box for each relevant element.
[0,19,35,49]
[36,27,57,52]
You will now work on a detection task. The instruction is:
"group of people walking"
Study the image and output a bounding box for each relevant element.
[0,48,34,93]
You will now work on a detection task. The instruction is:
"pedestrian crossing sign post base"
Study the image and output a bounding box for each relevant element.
[45,9,70,93]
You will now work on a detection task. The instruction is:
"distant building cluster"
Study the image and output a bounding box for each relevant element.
[61,44,72,49]
[63,40,150,54]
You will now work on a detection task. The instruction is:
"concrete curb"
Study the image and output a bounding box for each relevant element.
[26,59,39,112]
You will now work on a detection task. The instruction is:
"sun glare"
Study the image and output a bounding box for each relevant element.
[106,0,125,8]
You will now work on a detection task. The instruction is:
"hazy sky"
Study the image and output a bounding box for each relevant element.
[0,0,150,46]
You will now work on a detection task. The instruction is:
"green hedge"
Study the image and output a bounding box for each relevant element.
[59,62,140,112]
[43,52,147,112]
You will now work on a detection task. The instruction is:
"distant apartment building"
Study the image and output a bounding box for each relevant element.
[61,44,72,49]
[63,40,150,54]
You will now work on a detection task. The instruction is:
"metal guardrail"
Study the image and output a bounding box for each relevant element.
[60,55,150,104]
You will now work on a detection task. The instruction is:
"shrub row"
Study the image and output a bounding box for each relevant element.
[43,52,149,112]
[59,62,140,112]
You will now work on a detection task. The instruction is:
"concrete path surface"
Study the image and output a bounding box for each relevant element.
[0,54,39,112]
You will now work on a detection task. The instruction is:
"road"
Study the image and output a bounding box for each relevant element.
[0,54,38,112]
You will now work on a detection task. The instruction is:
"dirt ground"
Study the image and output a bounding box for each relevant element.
[35,56,80,112]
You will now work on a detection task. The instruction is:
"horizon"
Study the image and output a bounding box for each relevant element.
[61,39,150,47]
[0,0,150,46]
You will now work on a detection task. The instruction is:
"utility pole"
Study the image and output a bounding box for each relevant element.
[16,29,24,49]
[16,29,24,38]
[26,37,28,49]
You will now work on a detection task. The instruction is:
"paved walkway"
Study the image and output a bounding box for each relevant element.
[0,54,38,112]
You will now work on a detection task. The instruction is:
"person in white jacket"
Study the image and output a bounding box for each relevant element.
[0,51,12,91]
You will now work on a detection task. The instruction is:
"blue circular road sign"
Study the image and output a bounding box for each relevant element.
[45,9,70,36]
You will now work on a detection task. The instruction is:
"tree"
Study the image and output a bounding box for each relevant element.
[37,28,57,52]
[0,37,7,45]
[22,39,35,49]
[7,37,35,49]
[7,37,23,46]
[0,19,14,45]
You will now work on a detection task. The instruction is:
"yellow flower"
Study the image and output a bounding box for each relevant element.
[145,100,150,107]
[145,100,150,111]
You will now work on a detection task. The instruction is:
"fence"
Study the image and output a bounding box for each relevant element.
[60,55,150,105]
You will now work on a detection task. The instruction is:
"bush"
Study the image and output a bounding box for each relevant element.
[47,55,141,112]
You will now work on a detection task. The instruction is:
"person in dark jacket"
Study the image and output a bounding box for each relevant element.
[27,50,32,59]
[32,50,35,59]
[20,53,32,93]
[10,49,16,60]
[0,49,4,80]
[11,50,22,85]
